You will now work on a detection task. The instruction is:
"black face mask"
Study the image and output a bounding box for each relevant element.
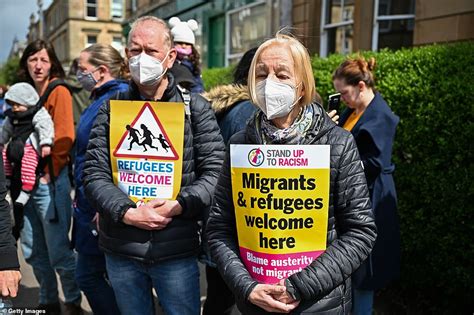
[6,106,38,119]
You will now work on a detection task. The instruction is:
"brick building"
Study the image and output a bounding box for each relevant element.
[28,0,125,68]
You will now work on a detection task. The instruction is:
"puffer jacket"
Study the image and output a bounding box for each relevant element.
[200,84,256,267]
[83,74,225,263]
[0,153,19,270]
[207,103,377,314]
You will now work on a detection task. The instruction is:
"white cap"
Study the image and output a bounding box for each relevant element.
[4,82,39,107]
[169,17,199,45]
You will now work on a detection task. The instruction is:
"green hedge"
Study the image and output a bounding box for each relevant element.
[202,66,234,91]
[202,41,474,312]
[0,56,20,85]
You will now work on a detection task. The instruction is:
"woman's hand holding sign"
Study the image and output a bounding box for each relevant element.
[122,199,174,230]
[275,279,300,304]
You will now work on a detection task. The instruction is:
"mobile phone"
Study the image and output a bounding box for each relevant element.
[328,93,341,113]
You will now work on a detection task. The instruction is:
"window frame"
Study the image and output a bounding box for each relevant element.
[111,0,123,20]
[86,34,98,48]
[225,0,267,66]
[111,35,124,56]
[371,0,415,51]
[319,0,355,57]
[85,0,98,20]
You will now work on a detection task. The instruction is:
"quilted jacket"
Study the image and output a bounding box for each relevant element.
[83,74,225,262]
[207,103,377,314]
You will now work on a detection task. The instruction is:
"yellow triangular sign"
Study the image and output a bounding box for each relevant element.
[113,103,178,160]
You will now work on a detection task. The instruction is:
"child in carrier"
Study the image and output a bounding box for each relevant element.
[1,82,54,238]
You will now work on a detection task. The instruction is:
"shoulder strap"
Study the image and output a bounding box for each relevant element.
[37,79,70,108]
[176,84,191,118]
[35,79,70,187]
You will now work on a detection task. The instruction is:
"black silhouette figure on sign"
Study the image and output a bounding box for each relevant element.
[158,134,170,152]
[126,125,141,150]
[140,124,160,152]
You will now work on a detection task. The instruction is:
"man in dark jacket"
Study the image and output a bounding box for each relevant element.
[0,154,21,298]
[83,16,225,315]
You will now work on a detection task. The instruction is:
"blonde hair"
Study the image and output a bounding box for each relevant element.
[83,43,127,79]
[128,16,172,49]
[248,32,316,108]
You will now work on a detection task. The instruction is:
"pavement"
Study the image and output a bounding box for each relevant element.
[5,190,240,314]
[11,246,240,315]
[7,242,394,315]
[11,247,93,314]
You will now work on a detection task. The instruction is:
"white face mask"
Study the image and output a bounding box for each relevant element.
[128,52,169,86]
[256,79,300,119]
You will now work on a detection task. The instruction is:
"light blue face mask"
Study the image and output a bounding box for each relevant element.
[76,68,99,91]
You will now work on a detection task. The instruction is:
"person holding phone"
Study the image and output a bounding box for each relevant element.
[333,56,400,315]
[323,92,340,125]
[328,93,341,113]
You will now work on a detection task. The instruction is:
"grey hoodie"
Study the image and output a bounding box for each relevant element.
[2,82,54,151]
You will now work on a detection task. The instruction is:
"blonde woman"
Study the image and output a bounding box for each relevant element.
[73,43,128,315]
[207,33,377,314]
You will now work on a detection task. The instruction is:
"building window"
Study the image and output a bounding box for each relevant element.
[226,1,268,66]
[320,0,355,57]
[111,36,124,55]
[372,0,415,50]
[85,0,97,19]
[86,35,97,47]
[111,0,123,20]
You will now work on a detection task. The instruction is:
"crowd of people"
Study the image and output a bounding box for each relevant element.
[0,14,400,315]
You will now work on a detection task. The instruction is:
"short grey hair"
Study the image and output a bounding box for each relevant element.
[127,16,173,48]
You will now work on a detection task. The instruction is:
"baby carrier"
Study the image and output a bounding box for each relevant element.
[9,80,69,239]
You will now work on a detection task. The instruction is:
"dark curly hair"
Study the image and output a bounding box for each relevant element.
[187,45,201,76]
